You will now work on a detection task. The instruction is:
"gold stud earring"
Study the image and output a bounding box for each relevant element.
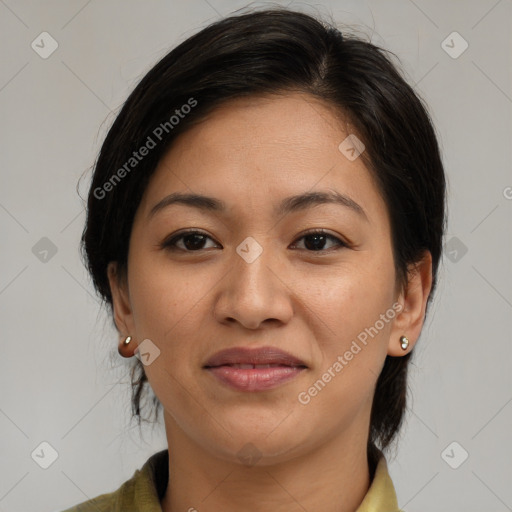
[400,335,409,350]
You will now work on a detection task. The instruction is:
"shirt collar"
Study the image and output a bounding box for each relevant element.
[355,455,401,511]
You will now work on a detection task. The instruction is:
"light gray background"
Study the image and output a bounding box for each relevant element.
[1,1,511,511]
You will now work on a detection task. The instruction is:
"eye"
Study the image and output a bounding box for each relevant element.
[161,229,347,253]
[291,229,347,252]
[161,230,219,252]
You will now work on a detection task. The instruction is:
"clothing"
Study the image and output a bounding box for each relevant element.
[61,449,402,511]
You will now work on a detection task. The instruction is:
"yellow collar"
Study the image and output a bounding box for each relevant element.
[356,455,401,511]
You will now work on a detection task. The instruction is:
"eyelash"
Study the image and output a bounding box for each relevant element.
[161,229,348,253]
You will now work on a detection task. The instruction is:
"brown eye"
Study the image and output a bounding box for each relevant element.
[291,230,346,252]
[161,229,347,253]
[162,230,219,252]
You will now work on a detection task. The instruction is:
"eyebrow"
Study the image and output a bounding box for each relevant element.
[148,190,368,222]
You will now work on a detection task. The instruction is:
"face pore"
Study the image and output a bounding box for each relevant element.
[110,92,406,466]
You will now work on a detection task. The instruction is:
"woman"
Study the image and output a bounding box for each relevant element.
[63,7,446,512]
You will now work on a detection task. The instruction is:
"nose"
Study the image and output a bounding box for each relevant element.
[212,240,294,330]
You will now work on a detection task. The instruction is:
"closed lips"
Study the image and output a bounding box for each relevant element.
[203,346,307,368]
[203,346,308,392]
[221,363,302,368]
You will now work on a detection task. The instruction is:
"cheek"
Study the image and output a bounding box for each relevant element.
[126,256,209,404]
[128,250,204,333]
[302,256,396,396]
[309,258,395,338]
[298,284,394,419]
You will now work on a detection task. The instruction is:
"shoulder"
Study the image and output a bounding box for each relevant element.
[58,450,169,512]
[59,487,122,511]
[58,472,139,512]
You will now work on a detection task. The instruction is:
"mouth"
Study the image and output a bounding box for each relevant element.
[203,346,307,367]
[204,365,306,391]
[203,346,307,391]
[209,363,306,369]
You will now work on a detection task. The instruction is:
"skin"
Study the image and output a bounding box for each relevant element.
[108,92,432,512]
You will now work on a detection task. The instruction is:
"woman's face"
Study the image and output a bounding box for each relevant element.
[109,92,425,464]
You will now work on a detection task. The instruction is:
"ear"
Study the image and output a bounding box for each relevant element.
[107,261,137,357]
[387,250,433,356]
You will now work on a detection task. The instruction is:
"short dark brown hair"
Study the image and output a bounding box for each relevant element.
[81,8,446,465]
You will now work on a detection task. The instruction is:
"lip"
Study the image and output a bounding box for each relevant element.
[204,346,307,367]
[203,346,307,392]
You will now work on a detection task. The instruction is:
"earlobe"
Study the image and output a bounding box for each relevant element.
[118,334,137,358]
[387,251,433,357]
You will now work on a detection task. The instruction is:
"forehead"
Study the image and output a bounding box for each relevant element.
[137,93,388,227]
[170,93,352,164]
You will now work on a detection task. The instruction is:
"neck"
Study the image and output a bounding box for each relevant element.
[160,417,371,512]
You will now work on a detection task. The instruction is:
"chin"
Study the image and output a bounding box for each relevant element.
[204,420,311,465]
